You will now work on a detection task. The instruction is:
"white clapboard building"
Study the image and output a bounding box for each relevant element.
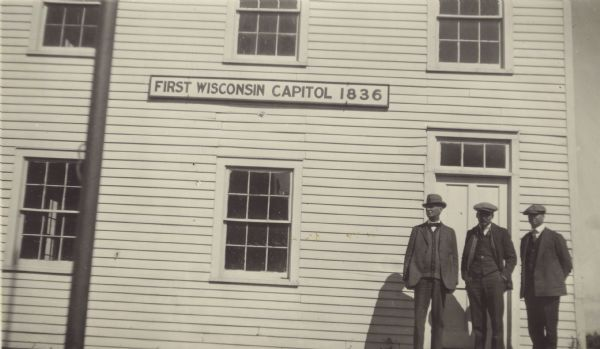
[1,0,587,348]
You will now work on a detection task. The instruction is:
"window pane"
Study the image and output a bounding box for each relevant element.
[277,35,296,56]
[269,196,289,220]
[439,19,458,40]
[280,0,298,9]
[225,246,245,269]
[441,143,461,166]
[43,25,62,46]
[460,20,478,40]
[239,13,258,32]
[238,33,257,54]
[24,185,44,209]
[460,41,478,63]
[65,6,84,24]
[20,236,41,259]
[47,162,66,185]
[64,187,80,210]
[270,172,290,195]
[240,0,258,8]
[27,161,47,184]
[248,196,268,219]
[23,212,44,236]
[61,237,75,261]
[249,172,269,194]
[486,144,506,168]
[46,236,61,260]
[279,14,297,33]
[480,42,499,63]
[248,223,267,245]
[460,0,478,15]
[257,33,276,55]
[246,247,266,271]
[439,41,458,62]
[66,162,81,186]
[258,14,277,33]
[440,0,458,14]
[44,187,64,210]
[226,222,247,244]
[464,143,484,167]
[62,213,77,237]
[46,6,64,24]
[82,27,96,47]
[229,170,249,193]
[227,195,247,218]
[481,21,500,40]
[84,6,99,25]
[259,0,278,8]
[63,26,80,47]
[267,248,287,272]
[268,225,288,247]
[481,0,499,15]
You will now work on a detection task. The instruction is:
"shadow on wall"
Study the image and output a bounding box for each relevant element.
[365,273,473,349]
[364,273,414,349]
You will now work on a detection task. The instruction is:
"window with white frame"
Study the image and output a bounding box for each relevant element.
[439,139,509,169]
[428,0,512,73]
[29,0,100,56]
[18,158,81,262]
[224,0,308,65]
[211,158,301,285]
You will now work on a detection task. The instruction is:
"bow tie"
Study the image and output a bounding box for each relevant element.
[428,223,441,228]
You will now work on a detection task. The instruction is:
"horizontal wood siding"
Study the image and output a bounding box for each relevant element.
[1,1,93,348]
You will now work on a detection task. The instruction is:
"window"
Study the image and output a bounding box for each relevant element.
[427,0,512,73]
[440,140,508,169]
[224,0,309,65]
[5,150,82,273]
[211,158,301,286]
[28,0,100,57]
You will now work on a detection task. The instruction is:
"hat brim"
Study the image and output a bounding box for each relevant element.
[423,202,446,208]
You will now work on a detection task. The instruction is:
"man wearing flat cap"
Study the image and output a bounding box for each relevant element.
[403,194,458,349]
[461,202,516,349]
[521,204,572,349]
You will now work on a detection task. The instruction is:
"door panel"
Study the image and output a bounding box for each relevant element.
[431,175,509,349]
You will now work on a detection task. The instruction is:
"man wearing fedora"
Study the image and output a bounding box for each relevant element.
[461,202,517,349]
[521,204,572,349]
[403,194,458,349]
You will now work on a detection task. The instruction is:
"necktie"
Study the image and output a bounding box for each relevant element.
[531,231,538,242]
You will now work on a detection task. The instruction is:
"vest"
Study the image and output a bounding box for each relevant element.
[469,232,499,277]
[524,234,540,295]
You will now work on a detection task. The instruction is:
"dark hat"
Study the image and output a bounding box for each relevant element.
[423,194,446,208]
[474,202,497,213]
[523,204,546,215]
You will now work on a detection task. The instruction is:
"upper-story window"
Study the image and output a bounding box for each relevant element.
[427,0,513,73]
[28,0,100,57]
[224,0,308,66]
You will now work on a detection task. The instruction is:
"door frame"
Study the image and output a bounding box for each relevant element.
[425,127,521,349]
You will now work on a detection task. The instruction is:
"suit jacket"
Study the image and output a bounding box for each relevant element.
[461,223,517,289]
[520,228,572,298]
[403,222,458,291]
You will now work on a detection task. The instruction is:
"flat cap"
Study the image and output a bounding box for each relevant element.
[473,202,497,213]
[523,204,546,215]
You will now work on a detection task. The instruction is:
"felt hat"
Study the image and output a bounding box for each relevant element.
[422,194,446,208]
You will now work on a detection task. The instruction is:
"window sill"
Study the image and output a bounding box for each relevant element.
[427,62,513,75]
[223,56,307,68]
[3,260,73,275]
[27,47,95,58]
[209,274,299,287]
[434,166,512,177]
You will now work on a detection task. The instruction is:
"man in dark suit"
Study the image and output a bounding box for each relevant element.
[403,194,458,349]
[521,204,572,349]
[461,202,517,349]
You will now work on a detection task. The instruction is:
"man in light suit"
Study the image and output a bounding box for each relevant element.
[521,204,572,349]
[462,202,517,349]
[403,194,458,349]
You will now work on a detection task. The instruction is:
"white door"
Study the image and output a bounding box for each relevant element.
[426,175,510,349]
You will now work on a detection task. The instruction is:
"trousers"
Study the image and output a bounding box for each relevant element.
[525,295,560,349]
[466,271,506,349]
[413,278,446,349]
